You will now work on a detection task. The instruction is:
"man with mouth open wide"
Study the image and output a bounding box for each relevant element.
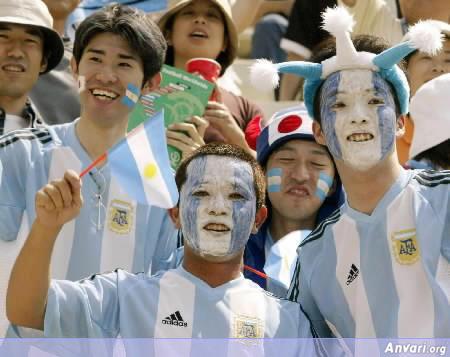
[0,3,178,337]
[7,143,316,356]
[251,6,450,339]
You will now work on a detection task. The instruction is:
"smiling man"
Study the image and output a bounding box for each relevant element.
[0,0,64,135]
[0,3,177,337]
[252,6,450,340]
[7,144,314,351]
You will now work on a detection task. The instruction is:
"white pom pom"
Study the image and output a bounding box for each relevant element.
[407,21,444,56]
[250,59,280,91]
[321,6,355,36]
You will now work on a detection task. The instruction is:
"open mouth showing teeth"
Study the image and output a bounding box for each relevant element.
[190,32,208,38]
[204,223,230,232]
[91,89,119,101]
[347,133,374,142]
[2,65,24,72]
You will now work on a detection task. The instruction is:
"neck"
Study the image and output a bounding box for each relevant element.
[76,114,128,162]
[173,54,192,71]
[0,95,28,116]
[183,246,243,288]
[269,210,315,243]
[337,153,403,215]
[52,19,66,37]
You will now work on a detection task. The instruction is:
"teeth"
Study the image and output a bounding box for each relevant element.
[347,133,374,142]
[91,89,118,100]
[3,65,23,72]
[205,224,229,232]
[191,32,207,37]
[290,189,308,196]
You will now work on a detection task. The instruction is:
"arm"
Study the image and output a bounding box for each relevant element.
[279,52,306,100]
[6,170,82,330]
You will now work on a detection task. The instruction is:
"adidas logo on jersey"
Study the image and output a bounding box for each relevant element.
[346,264,359,285]
[162,311,188,327]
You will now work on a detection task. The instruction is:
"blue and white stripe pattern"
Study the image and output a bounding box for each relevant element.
[122,83,140,108]
[267,168,282,193]
[108,110,178,208]
[315,173,333,202]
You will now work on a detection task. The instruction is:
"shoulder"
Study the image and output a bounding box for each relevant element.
[300,208,342,249]
[411,169,450,189]
[0,127,53,150]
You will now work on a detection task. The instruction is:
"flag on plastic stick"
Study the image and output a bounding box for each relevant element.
[107,110,178,208]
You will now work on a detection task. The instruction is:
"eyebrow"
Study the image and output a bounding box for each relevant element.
[275,145,330,157]
[86,48,138,61]
[0,24,42,38]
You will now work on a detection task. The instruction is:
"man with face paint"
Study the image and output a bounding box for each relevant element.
[251,6,450,340]
[7,144,316,349]
[1,4,178,338]
[244,105,344,293]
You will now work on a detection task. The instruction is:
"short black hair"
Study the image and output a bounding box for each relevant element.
[311,35,404,124]
[73,3,167,85]
[175,143,266,210]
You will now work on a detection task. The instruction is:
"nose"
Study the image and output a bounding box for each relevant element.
[351,102,370,125]
[431,59,448,74]
[208,193,228,216]
[194,14,206,24]
[290,162,310,182]
[95,65,117,83]
[7,41,25,59]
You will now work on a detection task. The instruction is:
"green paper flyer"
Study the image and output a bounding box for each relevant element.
[128,65,215,169]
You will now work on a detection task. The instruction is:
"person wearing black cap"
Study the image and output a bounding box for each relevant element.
[0,0,64,135]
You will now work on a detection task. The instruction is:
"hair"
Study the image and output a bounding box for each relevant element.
[311,35,404,124]
[72,3,167,85]
[414,139,450,169]
[404,32,450,67]
[175,143,266,210]
[161,1,232,76]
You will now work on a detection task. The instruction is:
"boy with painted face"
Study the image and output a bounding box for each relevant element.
[251,7,450,339]
[0,3,177,338]
[7,144,315,349]
[244,105,344,292]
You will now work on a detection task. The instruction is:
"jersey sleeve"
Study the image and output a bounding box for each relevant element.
[44,271,121,337]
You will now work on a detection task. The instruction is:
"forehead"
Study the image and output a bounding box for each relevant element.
[181,0,222,11]
[324,69,392,95]
[272,139,330,157]
[186,155,254,186]
[84,32,136,56]
[0,22,43,38]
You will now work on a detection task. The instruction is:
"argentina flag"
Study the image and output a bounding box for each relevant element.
[108,110,178,208]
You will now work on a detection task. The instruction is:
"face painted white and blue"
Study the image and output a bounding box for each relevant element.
[179,155,256,258]
[320,70,397,170]
[267,168,282,193]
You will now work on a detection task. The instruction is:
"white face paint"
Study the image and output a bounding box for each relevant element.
[179,155,256,259]
[320,70,397,171]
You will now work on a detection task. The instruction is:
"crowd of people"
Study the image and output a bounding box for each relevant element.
[0,0,448,354]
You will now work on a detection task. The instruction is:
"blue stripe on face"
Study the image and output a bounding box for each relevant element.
[315,173,333,202]
[320,72,343,160]
[179,156,207,251]
[229,163,256,255]
[267,168,282,193]
[122,83,140,108]
[372,72,397,159]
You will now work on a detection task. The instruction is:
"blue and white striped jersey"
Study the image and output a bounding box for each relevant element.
[288,169,450,339]
[0,121,178,336]
[45,266,314,357]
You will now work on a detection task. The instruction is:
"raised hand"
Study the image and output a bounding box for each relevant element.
[35,170,83,228]
[166,115,209,159]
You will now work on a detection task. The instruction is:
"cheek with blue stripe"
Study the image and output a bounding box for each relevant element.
[373,73,397,159]
[315,173,333,202]
[267,168,282,193]
[229,164,256,255]
[122,83,140,109]
[320,72,343,160]
[179,156,207,251]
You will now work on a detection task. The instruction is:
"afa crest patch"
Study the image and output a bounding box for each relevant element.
[391,229,420,265]
[233,315,263,339]
[108,200,134,234]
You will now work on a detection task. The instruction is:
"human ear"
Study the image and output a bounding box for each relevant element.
[141,72,161,96]
[313,120,327,146]
[251,205,268,234]
[395,115,406,137]
[168,206,182,229]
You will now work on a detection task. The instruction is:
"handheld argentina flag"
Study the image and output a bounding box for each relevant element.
[107,110,178,208]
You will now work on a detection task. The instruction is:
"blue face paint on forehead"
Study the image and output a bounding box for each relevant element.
[372,72,397,159]
[320,71,343,160]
